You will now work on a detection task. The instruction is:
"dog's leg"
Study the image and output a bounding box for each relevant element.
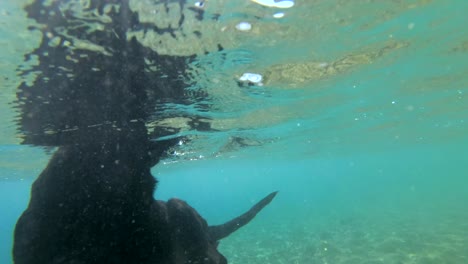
[208,191,278,241]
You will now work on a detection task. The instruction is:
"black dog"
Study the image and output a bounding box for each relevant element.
[13,1,277,263]
[14,128,277,263]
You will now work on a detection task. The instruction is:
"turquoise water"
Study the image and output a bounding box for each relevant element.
[1,0,467,263]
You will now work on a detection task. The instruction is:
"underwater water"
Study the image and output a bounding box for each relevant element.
[1,0,467,263]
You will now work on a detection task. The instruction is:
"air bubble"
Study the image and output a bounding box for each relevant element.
[236,22,252,31]
[273,12,285,18]
[194,1,205,8]
[250,0,295,8]
[239,73,263,84]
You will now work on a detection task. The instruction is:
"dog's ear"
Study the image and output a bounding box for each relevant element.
[148,137,183,167]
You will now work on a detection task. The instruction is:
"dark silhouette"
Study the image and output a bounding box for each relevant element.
[13,1,276,263]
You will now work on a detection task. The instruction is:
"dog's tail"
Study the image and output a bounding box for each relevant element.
[208,191,278,241]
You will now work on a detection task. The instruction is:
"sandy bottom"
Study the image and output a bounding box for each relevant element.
[219,211,468,264]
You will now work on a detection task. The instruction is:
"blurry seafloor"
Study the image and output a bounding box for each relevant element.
[1,0,468,263]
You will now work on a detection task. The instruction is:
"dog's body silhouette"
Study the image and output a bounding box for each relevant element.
[14,134,276,263]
